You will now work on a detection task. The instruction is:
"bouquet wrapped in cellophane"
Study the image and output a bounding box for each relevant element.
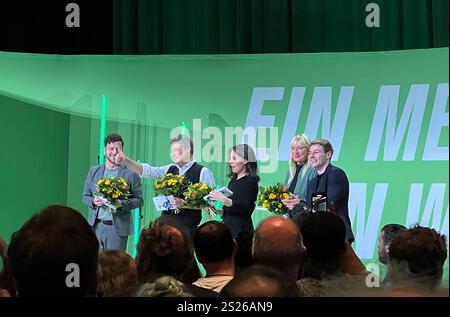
[153,174,219,218]
[182,182,219,218]
[183,182,212,209]
[95,176,131,213]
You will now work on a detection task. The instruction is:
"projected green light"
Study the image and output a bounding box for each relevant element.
[134,209,139,257]
[99,94,107,164]
[98,95,139,257]
[181,121,189,135]
[133,160,142,258]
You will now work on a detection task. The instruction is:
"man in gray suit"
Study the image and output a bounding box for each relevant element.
[82,133,143,252]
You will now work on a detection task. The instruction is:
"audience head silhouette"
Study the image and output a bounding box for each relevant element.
[7,205,99,296]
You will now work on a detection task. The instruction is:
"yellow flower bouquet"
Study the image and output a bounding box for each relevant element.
[258,183,291,215]
[153,173,189,198]
[95,176,131,212]
[183,182,212,209]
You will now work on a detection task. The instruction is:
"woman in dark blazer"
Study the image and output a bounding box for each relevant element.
[209,144,259,238]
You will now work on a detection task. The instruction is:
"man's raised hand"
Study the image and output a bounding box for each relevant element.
[115,147,126,165]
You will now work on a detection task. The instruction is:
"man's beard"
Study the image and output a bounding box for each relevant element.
[106,155,117,166]
[379,250,388,265]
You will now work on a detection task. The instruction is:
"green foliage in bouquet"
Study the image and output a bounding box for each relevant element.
[183,182,212,209]
[258,182,291,215]
[96,176,131,200]
[153,173,189,198]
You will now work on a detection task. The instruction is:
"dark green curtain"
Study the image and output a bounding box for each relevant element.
[113,0,449,54]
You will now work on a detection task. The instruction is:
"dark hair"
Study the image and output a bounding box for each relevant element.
[220,265,297,297]
[104,133,124,148]
[291,205,310,229]
[170,135,193,157]
[234,231,254,272]
[389,226,447,289]
[194,221,234,263]
[0,259,14,296]
[98,250,137,296]
[310,139,334,157]
[228,144,260,182]
[7,205,99,296]
[136,219,194,283]
[381,224,407,246]
[300,212,346,278]
[154,216,201,284]
[300,212,346,261]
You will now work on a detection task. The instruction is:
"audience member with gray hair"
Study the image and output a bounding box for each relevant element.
[136,276,193,297]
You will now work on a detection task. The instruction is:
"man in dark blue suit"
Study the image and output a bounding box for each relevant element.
[284,139,355,243]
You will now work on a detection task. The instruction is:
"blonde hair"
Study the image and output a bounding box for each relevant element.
[98,250,138,296]
[136,276,193,297]
[287,134,312,185]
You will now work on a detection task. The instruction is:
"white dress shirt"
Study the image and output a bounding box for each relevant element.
[141,160,215,187]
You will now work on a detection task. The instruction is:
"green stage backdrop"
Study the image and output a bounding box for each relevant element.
[0,48,448,282]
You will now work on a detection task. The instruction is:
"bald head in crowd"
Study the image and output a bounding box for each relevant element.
[252,217,305,282]
[220,265,296,297]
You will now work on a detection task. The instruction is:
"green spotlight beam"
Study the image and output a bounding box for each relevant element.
[98,94,139,257]
[133,208,139,258]
[133,161,142,258]
[99,94,107,164]
[181,121,189,135]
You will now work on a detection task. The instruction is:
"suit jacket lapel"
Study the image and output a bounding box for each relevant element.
[96,165,106,183]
